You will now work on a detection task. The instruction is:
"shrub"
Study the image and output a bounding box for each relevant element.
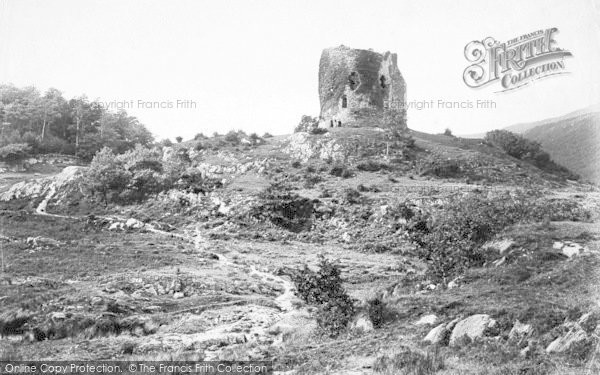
[85,147,130,204]
[0,143,31,162]
[160,139,173,147]
[310,127,328,135]
[343,188,361,204]
[175,136,183,143]
[485,130,541,159]
[194,133,207,140]
[357,184,381,193]
[330,165,352,178]
[250,184,314,232]
[295,115,318,133]
[443,128,453,137]
[262,132,273,138]
[248,133,262,145]
[38,135,71,154]
[428,160,461,178]
[291,160,302,168]
[303,174,323,188]
[224,130,246,145]
[407,190,589,281]
[292,257,355,336]
[357,160,389,172]
[367,297,386,328]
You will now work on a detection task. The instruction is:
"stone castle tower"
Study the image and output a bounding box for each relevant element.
[318,45,406,128]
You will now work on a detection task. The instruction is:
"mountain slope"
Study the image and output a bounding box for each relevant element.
[520,111,600,184]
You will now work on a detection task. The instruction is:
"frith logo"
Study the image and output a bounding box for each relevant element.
[463,28,572,92]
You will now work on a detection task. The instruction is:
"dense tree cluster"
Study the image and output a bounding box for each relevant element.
[0,84,153,161]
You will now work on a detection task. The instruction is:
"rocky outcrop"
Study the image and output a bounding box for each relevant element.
[423,318,459,346]
[284,132,346,163]
[0,166,84,207]
[449,314,498,346]
[546,322,588,353]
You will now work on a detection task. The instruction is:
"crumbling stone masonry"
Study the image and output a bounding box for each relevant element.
[318,45,407,128]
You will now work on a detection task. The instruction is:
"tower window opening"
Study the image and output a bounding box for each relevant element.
[380,75,387,89]
[348,72,359,90]
[341,95,347,108]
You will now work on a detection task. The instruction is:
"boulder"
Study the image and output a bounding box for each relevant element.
[561,242,586,258]
[414,314,438,326]
[424,324,446,345]
[125,218,144,230]
[546,323,588,353]
[449,314,497,346]
[109,222,124,231]
[173,292,185,299]
[349,312,374,333]
[423,318,459,345]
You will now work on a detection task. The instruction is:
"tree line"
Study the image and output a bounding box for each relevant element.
[0,84,153,162]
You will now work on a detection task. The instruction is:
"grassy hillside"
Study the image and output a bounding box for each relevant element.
[1,126,599,374]
[521,112,600,184]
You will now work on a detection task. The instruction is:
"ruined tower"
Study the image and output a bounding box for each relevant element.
[318,45,406,128]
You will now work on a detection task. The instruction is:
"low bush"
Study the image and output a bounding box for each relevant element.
[343,188,362,204]
[407,190,589,281]
[421,159,462,178]
[291,257,355,336]
[295,115,318,133]
[310,127,328,135]
[250,184,314,232]
[357,184,380,192]
[356,160,389,172]
[224,130,247,145]
[330,165,352,178]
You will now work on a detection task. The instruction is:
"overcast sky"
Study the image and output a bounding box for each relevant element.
[1,0,599,140]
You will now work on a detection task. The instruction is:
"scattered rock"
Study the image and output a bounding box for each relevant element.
[173,292,185,299]
[349,312,374,333]
[447,277,460,289]
[49,312,66,321]
[546,322,588,353]
[109,222,124,231]
[341,232,352,243]
[520,346,532,358]
[509,320,532,341]
[415,314,438,326]
[561,242,586,258]
[26,236,61,249]
[449,314,497,346]
[577,312,600,333]
[125,218,144,230]
[492,256,506,267]
[483,238,515,255]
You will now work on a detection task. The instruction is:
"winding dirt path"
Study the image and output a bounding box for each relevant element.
[34,187,301,360]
